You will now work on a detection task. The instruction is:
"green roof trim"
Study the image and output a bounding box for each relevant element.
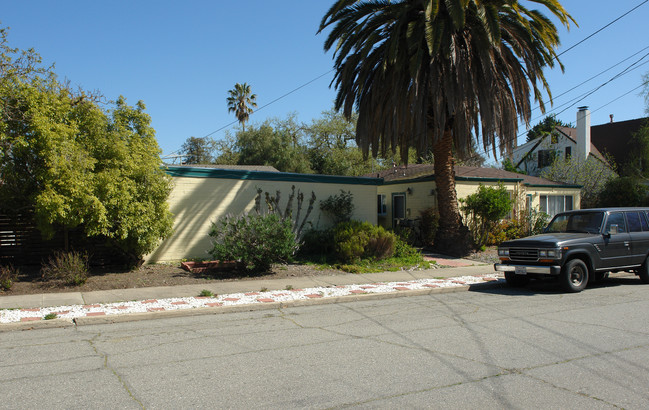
[525,183,582,189]
[164,166,581,189]
[164,166,382,186]
[455,176,524,183]
[382,175,526,184]
[381,175,436,185]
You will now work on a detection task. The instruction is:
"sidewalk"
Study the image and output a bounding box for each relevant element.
[1,257,502,329]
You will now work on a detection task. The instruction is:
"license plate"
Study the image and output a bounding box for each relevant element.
[514,266,527,275]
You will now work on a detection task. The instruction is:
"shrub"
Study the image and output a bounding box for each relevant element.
[419,207,439,247]
[393,236,420,259]
[333,221,395,263]
[461,183,513,247]
[0,264,19,291]
[300,228,335,256]
[597,177,649,207]
[255,186,316,240]
[41,251,89,287]
[209,213,298,273]
[486,210,550,246]
[320,190,355,224]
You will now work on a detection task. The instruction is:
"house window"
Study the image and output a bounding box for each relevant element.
[539,195,574,217]
[377,195,387,216]
[538,150,555,168]
[565,146,571,159]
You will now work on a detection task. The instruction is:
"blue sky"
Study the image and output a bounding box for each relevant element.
[2,1,648,163]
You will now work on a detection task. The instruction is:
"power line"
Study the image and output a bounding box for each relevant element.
[166,69,334,156]
[201,70,334,139]
[464,79,648,167]
[169,2,649,162]
[548,45,649,108]
[555,0,649,59]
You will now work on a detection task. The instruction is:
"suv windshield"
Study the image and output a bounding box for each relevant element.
[545,212,604,234]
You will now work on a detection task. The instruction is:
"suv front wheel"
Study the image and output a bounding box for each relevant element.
[639,256,649,284]
[560,259,589,293]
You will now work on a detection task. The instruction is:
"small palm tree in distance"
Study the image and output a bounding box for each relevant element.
[227,82,257,131]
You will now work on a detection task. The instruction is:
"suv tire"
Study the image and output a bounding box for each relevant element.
[505,271,530,287]
[639,256,649,284]
[560,259,589,293]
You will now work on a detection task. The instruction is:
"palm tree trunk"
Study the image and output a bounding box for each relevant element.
[432,123,472,256]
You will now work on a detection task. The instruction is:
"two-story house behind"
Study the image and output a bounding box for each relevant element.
[511,107,610,176]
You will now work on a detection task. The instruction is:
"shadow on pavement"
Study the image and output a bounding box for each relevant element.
[469,275,643,296]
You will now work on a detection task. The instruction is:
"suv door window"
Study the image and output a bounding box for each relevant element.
[626,212,642,232]
[605,212,627,233]
[626,211,649,265]
[643,212,649,231]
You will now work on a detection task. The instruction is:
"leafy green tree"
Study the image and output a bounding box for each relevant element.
[226,82,257,131]
[213,133,240,165]
[0,28,173,262]
[541,157,616,208]
[229,115,313,173]
[526,114,572,143]
[597,177,649,207]
[621,121,649,178]
[180,136,217,164]
[320,1,573,255]
[502,158,526,174]
[461,184,513,248]
[305,109,373,175]
[643,70,649,115]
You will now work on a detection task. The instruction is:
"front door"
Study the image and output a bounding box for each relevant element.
[392,193,406,228]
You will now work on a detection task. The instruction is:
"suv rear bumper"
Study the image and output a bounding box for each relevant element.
[494,263,562,275]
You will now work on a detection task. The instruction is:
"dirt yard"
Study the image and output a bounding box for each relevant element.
[2,247,498,297]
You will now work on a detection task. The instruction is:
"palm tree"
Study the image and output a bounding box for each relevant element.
[320,0,574,254]
[226,82,257,131]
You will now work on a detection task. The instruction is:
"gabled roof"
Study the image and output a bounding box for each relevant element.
[554,126,607,163]
[365,164,578,187]
[514,126,608,168]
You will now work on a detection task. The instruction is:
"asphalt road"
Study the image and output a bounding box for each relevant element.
[2,275,649,409]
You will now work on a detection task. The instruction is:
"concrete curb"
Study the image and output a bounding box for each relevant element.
[1,280,503,331]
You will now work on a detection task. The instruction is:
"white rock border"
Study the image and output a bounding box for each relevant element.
[0,274,504,324]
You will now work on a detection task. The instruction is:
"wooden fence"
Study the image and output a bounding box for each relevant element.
[0,212,127,267]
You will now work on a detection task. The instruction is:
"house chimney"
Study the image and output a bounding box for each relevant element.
[610,114,614,123]
[576,106,591,161]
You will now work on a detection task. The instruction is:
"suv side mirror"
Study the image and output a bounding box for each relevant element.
[607,224,619,236]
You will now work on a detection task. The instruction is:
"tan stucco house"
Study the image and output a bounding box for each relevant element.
[372,164,581,230]
[145,165,381,263]
[146,163,581,263]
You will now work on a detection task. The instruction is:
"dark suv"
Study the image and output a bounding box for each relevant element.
[494,208,649,292]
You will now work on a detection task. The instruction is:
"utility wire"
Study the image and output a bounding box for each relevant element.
[168,1,649,159]
[555,0,649,59]
[464,78,649,166]
[165,69,334,156]
[201,69,335,139]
